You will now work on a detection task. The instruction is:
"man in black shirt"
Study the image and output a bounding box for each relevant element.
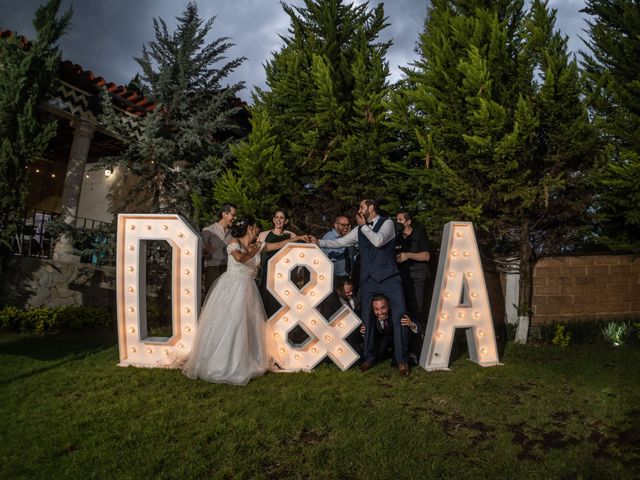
[395,210,430,362]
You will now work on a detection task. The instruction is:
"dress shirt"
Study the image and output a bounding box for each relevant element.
[202,222,231,267]
[318,215,395,249]
[321,229,348,276]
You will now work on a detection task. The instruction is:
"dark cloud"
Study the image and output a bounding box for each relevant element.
[1,0,589,102]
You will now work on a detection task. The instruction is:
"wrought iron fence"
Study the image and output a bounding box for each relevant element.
[11,209,58,258]
[11,209,114,263]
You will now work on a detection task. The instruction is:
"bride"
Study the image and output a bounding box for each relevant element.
[183,216,303,385]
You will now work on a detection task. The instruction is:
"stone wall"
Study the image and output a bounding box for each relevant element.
[3,256,116,310]
[532,255,640,326]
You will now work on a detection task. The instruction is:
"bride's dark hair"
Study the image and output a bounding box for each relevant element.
[231,216,256,238]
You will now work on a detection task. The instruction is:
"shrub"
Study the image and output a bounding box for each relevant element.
[552,324,571,348]
[601,321,630,347]
[0,306,113,334]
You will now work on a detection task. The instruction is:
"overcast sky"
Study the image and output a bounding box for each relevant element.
[1,0,590,103]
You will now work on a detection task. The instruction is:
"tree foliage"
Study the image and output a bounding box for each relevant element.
[101,1,246,224]
[0,0,71,281]
[388,0,599,336]
[582,0,640,252]
[222,0,394,229]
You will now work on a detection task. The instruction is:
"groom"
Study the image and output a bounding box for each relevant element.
[313,199,410,376]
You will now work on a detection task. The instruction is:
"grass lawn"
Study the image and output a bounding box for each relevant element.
[1,330,639,479]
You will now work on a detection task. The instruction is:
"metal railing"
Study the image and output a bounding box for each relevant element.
[11,209,59,258]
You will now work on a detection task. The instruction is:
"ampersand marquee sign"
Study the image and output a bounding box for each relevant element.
[265,243,361,371]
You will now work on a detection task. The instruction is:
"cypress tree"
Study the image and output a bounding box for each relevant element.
[102,2,246,222]
[240,0,394,228]
[390,0,599,341]
[0,0,71,282]
[582,0,640,252]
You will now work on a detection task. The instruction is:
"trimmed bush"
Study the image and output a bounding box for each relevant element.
[0,306,112,334]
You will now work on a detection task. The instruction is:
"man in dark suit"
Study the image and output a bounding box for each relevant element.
[362,294,421,363]
[314,199,410,376]
[318,276,362,355]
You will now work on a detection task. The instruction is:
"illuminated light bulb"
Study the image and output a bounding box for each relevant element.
[311,319,317,326]
[441,312,449,320]
[184,250,190,256]
[463,251,470,257]
[162,224,169,230]
[444,291,451,298]
[184,327,191,333]
[452,251,458,257]
[277,273,283,278]
[338,322,344,328]
[284,258,290,263]
[128,306,135,313]
[337,348,343,354]
[283,316,289,322]
[128,287,136,295]
[311,347,318,353]
[163,349,169,356]
[184,288,190,295]
[436,331,444,339]
[35,169,40,173]
[145,224,152,230]
[184,269,191,276]
[128,266,135,272]
[128,244,135,251]
[85,174,90,178]
[51,173,56,178]
[177,232,184,238]
[477,329,485,337]
[448,271,455,278]
[177,343,184,349]
[129,347,136,353]
[310,291,316,296]
[313,259,319,264]
[456,231,463,237]
[294,354,301,360]
[298,252,305,258]
[319,275,325,281]
[296,304,303,310]
[466,271,473,277]
[474,311,481,319]
[128,326,136,334]
[284,290,290,296]
[146,348,153,354]
[184,307,191,314]
[480,347,487,354]
[324,335,332,341]
[471,291,478,298]
[457,312,464,319]
[129,224,135,230]
[274,333,280,339]
[280,348,286,353]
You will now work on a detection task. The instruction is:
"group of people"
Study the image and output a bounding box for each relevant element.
[187,199,430,385]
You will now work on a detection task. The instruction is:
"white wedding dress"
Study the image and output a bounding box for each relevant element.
[183,242,269,385]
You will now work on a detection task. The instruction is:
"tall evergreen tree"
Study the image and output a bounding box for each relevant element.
[390,0,599,341]
[231,0,394,228]
[102,2,246,222]
[0,0,71,283]
[582,0,640,252]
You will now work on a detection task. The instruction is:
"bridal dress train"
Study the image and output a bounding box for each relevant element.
[183,242,269,385]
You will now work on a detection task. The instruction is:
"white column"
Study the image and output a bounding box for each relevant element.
[54,119,94,262]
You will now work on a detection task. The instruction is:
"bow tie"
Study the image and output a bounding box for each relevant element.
[367,221,374,226]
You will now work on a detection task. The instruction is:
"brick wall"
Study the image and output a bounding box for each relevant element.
[532,255,640,326]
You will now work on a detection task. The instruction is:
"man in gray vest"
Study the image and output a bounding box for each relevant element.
[202,203,237,294]
[313,199,410,376]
